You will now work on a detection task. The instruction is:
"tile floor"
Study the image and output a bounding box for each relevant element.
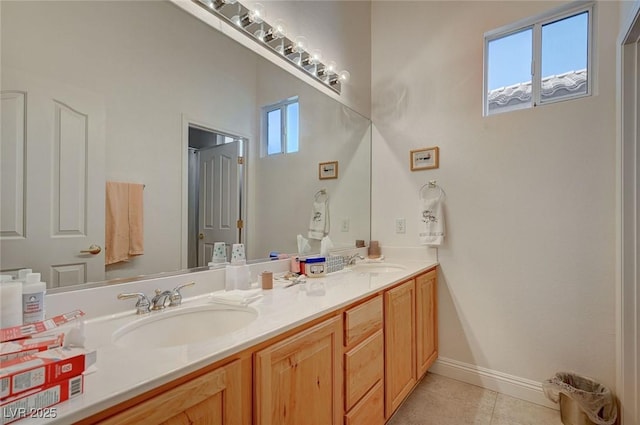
[388,373,564,425]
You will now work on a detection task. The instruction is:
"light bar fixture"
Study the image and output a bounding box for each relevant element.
[195,0,350,94]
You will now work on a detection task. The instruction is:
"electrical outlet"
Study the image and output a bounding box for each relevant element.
[395,218,406,234]
[341,218,350,232]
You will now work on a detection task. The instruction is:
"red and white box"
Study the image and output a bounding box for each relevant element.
[0,334,65,363]
[1,375,84,424]
[0,347,96,399]
[0,310,85,343]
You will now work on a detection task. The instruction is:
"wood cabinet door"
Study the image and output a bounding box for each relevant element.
[255,316,343,425]
[344,329,384,410]
[416,269,438,378]
[97,360,243,425]
[384,279,416,418]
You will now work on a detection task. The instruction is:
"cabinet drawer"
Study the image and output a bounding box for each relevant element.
[344,329,383,411]
[344,380,384,425]
[344,295,382,347]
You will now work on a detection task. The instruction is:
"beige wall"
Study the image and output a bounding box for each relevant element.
[244,0,372,118]
[371,0,619,393]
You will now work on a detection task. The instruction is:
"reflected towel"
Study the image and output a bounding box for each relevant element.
[128,183,144,256]
[209,289,262,306]
[308,200,330,240]
[105,182,144,265]
[419,197,445,246]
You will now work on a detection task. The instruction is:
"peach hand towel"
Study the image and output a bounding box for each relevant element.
[105,182,144,265]
[105,182,130,265]
[128,183,144,256]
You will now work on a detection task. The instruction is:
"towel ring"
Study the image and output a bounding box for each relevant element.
[419,180,446,200]
[314,188,329,202]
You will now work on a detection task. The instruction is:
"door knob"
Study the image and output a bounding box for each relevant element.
[80,244,102,255]
[199,233,204,240]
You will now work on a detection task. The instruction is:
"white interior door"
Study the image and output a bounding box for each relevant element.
[197,142,240,266]
[1,70,105,288]
[620,7,640,424]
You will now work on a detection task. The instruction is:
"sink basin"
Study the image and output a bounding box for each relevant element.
[350,263,406,274]
[112,304,258,349]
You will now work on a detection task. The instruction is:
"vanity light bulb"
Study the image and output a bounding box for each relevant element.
[272,19,287,39]
[250,3,266,24]
[338,70,350,83]
[325,61,337,75]
[310,49,323,65]
[293,35,308,53]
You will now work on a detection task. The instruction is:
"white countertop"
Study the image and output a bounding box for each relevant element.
[16,252,437,425]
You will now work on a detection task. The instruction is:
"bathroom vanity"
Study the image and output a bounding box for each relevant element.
[23,257,437,425]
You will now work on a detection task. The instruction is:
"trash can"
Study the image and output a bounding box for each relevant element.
[543,372,617,425]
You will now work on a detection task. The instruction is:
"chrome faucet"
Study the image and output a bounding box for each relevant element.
[345,253,365,265]
[151,289,173,311]
[169,282,195,307]
[118,282,196,314]
[117,292,151,315]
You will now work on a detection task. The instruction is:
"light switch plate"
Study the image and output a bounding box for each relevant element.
[395,218,406,234]
[341,218,350,232]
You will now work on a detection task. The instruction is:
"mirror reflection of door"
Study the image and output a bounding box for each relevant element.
[1,71,105,288]
[187,127,244,268]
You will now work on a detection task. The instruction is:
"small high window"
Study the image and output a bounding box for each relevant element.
[262,97,299,156]
[484,3,592,115]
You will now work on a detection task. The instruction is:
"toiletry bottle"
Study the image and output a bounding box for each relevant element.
[22,273,46,324]
[290,256,301,273]
[16,268,32,283]
[1,276,23,328]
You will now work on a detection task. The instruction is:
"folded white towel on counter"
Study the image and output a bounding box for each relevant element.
[209,288,262,306]
[419,197,445,246]
[308,200,330,240]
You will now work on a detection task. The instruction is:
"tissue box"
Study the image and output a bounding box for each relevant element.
[225,264,250,290]
[326,256,345,274]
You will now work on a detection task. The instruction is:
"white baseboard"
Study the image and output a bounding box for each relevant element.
[429,357,559,410]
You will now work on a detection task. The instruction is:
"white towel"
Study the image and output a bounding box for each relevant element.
[209,289,262,306]
[308,200,330,240]
[419,197,445,246]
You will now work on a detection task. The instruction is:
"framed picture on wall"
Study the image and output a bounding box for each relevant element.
[410,146,439,171]
[319,161,338,180]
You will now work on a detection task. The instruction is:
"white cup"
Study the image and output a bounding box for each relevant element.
[231,243,246,264]
[212,242,227,263]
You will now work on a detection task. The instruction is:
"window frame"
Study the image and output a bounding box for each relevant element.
[483,1,594,116]
[261,96,299,157]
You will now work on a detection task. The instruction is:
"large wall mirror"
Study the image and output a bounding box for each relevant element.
[0,1,371,292]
